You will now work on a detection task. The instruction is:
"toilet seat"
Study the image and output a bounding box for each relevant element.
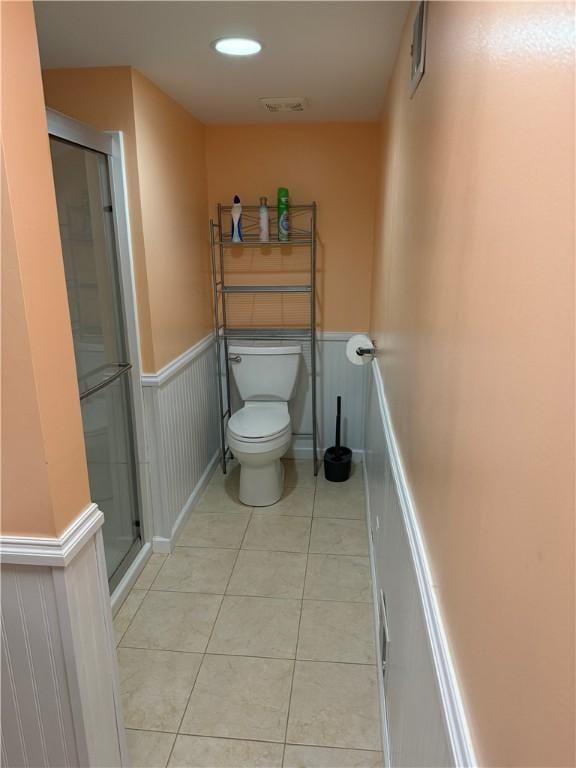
[228,402,290,443]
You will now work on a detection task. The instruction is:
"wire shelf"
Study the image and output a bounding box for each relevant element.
[210,202,319,478]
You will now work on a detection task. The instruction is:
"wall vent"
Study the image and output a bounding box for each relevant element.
[259,97,308,113]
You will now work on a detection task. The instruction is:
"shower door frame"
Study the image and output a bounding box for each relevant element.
[47,108,153,608]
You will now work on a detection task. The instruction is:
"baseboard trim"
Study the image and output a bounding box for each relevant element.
[288,435,364,463]
[110,541,152,615]
[362,459,392,767]
[141,333,214,387]
[152,451,220,554]
[370,360,477,767]
[0,503,104,567]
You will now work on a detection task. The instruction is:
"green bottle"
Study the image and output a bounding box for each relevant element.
[277,187,289,242]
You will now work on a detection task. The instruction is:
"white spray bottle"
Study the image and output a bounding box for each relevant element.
[259,197,269,242]
[231,195,243,242]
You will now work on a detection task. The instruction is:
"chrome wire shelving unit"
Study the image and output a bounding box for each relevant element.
[210,202,319,476]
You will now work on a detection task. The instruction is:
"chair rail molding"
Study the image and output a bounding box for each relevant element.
[1,504,128,767]
[364,359,477,768]
[0,502,103,567]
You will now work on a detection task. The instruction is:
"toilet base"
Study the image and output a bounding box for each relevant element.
[239,460,285,507]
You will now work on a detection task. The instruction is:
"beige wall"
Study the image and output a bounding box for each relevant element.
[42,67,212,371]
[371,3,575,766]
[1,0,90,536]
[131,70,212,369]
[206,123,378,332]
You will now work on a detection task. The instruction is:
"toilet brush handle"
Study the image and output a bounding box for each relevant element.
[335,396,342,454]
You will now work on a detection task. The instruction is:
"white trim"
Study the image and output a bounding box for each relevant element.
[316,330,369,342]
[152,451,219,553]
[141,334,215,387]
[287,435,364,463]
[362,459,392,767]
[47,108,113,155]
[0,504,104,568]
[110,542,152,615]
[370,360,477,768]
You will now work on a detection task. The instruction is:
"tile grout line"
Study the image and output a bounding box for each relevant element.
[127,726,383,754]
[163,499,253,767]
[166,505,254,764]
[282,472,317,767]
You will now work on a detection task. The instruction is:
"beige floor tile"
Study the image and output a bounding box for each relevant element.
[242,515,311,553]
[114,589,146,645]
[313,479,366,520]
[283,744,383,768]
[316,462,364,489]
[304,555,372,603]
[180,655,293,743]
[297,601,376,664]
[118,647,202,732]
[287,661,381,750]
[151,548,237,594]
[309,519,368,556]
[126,729,176,768]
[208,595,301,659]
[227,550,307,599]
[193,479,248,514]
[133,554,168,590]
[264,485,315,517]
[283,459,317,488]
[177,511,251,548]
[168,735,283,768]
[120,591,222,653]
[207,463,240,489]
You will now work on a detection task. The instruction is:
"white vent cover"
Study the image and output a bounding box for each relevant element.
[259,97,308,113]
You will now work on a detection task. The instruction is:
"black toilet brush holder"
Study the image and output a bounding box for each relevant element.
[323,395,352,482]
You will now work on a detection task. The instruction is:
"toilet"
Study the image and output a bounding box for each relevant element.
[227,343,301,506]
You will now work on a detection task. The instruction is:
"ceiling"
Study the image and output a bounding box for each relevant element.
[34,1,409,124]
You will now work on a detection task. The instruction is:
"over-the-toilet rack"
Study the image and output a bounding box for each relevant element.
[209,202,318,476]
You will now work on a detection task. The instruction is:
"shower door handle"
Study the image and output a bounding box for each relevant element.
[79,362,132,400]
[228,354,242,363]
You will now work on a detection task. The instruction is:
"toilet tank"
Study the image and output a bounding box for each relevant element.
[229,344,301,401]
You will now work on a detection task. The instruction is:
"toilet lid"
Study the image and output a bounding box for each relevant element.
[228,403,290,440]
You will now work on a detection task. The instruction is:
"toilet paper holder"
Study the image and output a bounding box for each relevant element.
[356,345,375,358]
[346,334,376,366]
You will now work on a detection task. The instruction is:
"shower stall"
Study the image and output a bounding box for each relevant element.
[48,110,149,593]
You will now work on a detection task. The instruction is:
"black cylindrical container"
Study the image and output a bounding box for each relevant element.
[324,396,352,482]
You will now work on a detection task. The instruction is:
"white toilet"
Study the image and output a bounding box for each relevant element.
[227,344,301,506]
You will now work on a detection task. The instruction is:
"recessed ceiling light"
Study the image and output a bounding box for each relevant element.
[212,38,262,57]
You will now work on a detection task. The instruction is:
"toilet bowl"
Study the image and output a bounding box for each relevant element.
[226,344,301,507]
[228,402,292,506]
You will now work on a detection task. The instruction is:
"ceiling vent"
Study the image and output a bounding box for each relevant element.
[259,97,308,113]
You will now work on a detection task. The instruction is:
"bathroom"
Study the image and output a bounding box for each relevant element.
[2,2,574,768]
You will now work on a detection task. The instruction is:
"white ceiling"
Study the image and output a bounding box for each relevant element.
[34,1,409,124]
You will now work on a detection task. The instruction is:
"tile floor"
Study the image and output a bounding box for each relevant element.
[114,460,383,768]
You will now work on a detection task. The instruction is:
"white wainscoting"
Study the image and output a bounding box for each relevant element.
[1,506,127,767]
[364,361,477,768]
[142,334,220,553]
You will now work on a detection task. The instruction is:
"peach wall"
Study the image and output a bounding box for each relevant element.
[371,3,575,766]
[1,1,90,536]
[131,69,212,369]
[42,67,212,371]
[206,123,378,332]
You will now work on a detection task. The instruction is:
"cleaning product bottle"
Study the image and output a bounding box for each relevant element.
[277,187,289,242]
[231,195,243,242]
[259,197,269,242]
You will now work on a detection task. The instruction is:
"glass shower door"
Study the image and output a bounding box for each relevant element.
[49,135,141,591]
